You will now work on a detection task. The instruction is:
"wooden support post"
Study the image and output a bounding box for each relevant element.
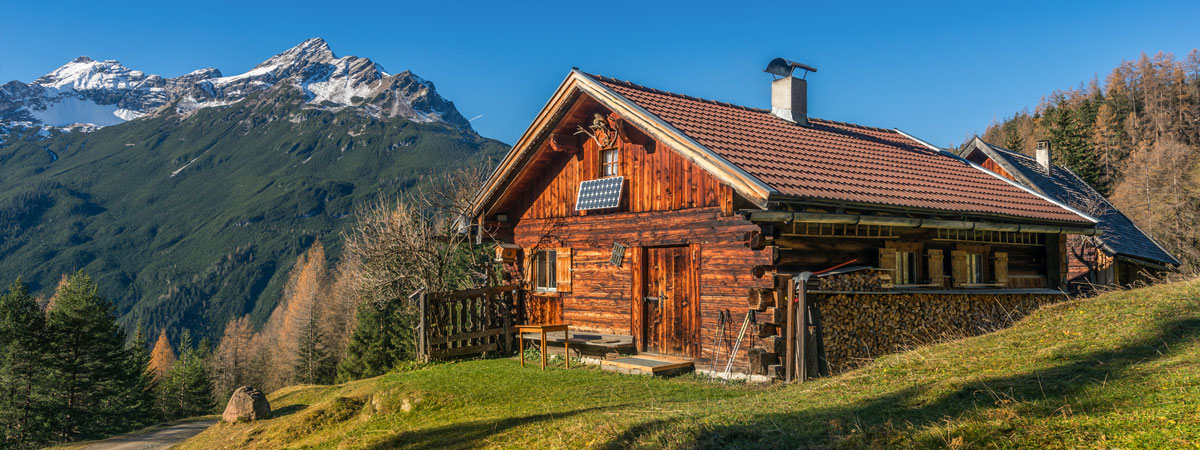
[811,297,829,377]
[784,277,796,383]
[796,276,808,383]
[502,292,513,355]
[417,291,428,363]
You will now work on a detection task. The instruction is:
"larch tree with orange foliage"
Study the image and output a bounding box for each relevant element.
[148,329,176,381]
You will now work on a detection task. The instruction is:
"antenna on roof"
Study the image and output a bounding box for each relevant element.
[764,58,818,80]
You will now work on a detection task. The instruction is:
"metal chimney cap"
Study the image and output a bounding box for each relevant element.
[765,58,818,78]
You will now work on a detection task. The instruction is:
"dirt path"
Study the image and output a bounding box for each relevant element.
[76,419,217,450]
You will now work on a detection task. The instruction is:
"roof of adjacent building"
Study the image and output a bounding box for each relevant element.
[585,73,1092,225]
[963,138,1180,267]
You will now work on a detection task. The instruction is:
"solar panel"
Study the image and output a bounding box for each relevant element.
[575,176,624,211]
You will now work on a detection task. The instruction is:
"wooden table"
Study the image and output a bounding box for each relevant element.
[516,324,570,370]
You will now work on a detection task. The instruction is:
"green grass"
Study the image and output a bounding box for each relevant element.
[179,279,1200,449]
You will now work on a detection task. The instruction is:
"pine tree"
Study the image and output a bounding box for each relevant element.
[337,299,416,382]
[0,279,50,448]
[43,272,146,441]
[1091,102,1126,193]
[159,330,216,420]
[119,322,158,429]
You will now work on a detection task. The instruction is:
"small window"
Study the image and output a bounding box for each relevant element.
[534,250,557,291]
[600,148,619,177]
[896,251,919,284]
[966,253,985,284]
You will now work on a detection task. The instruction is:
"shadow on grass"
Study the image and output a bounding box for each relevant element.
[603,317,1200,449]
[363,406,613,450]
[269,404,307,419]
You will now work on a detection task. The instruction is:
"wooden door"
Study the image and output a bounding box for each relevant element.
[642,246,697,357]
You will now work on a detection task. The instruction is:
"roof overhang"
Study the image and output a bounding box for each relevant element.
[1112,253,1178,271]
[467,70,776,220]
[746,211,1101,235]
[964,137,1181,267]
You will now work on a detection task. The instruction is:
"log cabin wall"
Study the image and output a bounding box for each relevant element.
[516,119,725,220]
[500,112,773,373]
[513,208,772,372]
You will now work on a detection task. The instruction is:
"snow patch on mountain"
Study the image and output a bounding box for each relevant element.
[28,96,125,126]
[0,38,471,134]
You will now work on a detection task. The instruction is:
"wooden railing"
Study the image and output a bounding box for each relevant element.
[416,285,521,361]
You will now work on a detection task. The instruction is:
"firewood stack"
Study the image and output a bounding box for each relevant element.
[815,293,1052,373]
[816,270,893,292]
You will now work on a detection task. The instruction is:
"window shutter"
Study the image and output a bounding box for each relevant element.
[950,250,968,287]
[927,249,944,287]
[555,247,573,293]
[994,252,1009,286]
[878,248,897,272]
[523,248,534,290]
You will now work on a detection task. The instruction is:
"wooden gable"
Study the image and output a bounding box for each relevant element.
[963,147,1017,182]
[489,93,730,222]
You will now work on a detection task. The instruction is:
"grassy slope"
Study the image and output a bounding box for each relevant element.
[0,86,506,338]
[180,280,1200,449]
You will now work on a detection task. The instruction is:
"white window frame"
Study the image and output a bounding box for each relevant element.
[600,147,619,177]
[533,250,558,292]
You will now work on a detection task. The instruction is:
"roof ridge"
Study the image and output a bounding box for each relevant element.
[986,142,1036,161]
[581,71,898,134]
[582,71,767,112]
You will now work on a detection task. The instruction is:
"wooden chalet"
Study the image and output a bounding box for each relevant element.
[469,60,1098,379]
[961,137,1180,287]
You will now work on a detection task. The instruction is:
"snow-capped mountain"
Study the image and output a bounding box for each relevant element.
[0,38,470,136]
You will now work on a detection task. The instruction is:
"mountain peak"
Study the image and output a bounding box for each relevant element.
[259,38,336,69]
[33,57,140,91]
[3,38,471,132]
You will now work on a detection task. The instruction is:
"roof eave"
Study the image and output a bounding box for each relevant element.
[764,194,1096,229]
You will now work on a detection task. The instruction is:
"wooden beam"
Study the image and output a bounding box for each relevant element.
[549,133,580,153]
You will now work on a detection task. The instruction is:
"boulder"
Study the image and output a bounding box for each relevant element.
[222,386,271,422]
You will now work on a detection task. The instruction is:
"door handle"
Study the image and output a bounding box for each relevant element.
[644,296,660,304]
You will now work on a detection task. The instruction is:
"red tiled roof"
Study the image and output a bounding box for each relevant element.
[586,73,1090,224]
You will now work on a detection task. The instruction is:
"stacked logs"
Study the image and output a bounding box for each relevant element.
[816,270,893,292]
[816,293,1054,373]
[743,274,790,378]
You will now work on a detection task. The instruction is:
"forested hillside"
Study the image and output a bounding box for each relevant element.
[979,50,1200,268]
[0,83,506,341]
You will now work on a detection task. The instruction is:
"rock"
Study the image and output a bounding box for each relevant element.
[222,386,271,422]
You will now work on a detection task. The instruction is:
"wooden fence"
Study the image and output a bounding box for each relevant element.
[416,285,521,361]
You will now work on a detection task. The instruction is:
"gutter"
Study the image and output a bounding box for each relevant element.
[747,211,1101,236]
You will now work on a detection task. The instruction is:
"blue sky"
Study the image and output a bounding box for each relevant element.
[2,0,1198,147]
